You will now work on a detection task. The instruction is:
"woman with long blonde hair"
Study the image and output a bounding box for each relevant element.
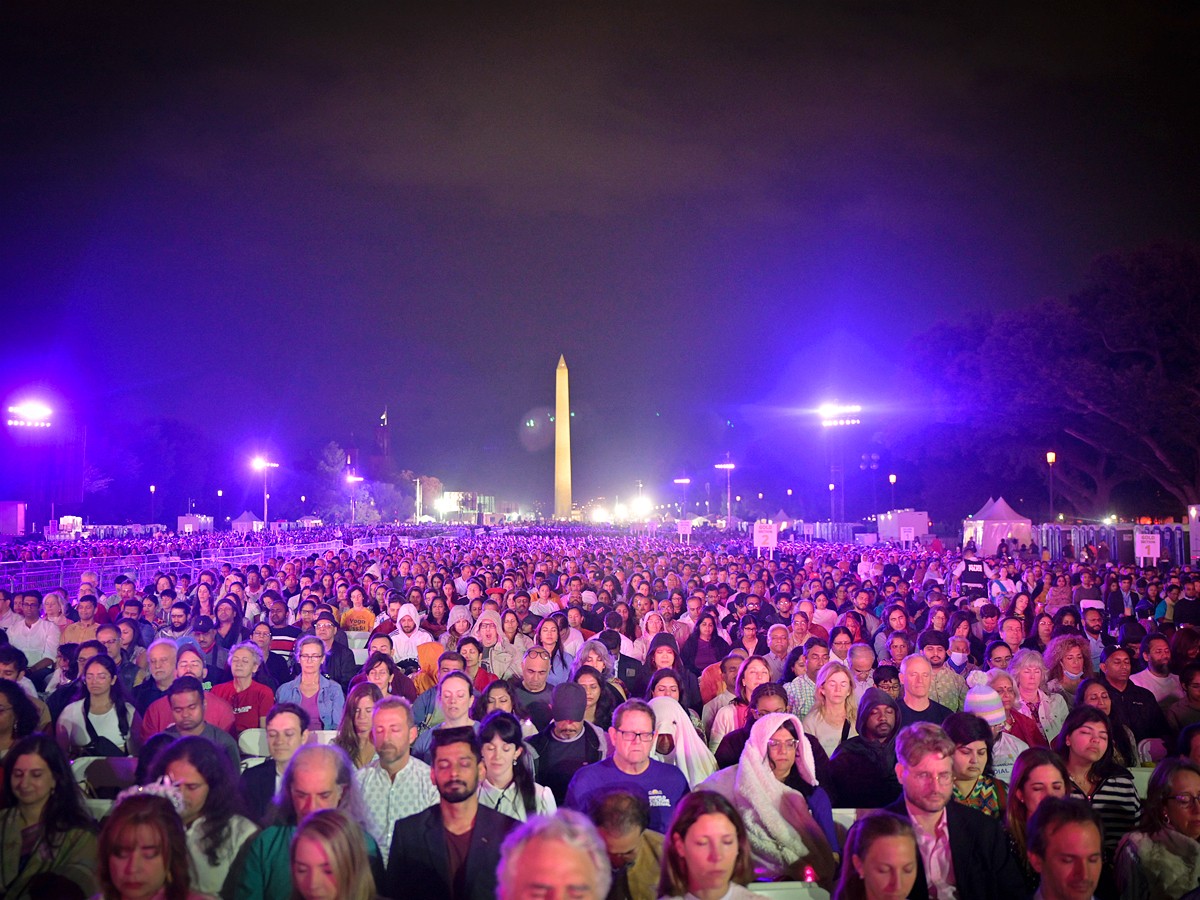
[290,809,375,900]
[802,660,858,757]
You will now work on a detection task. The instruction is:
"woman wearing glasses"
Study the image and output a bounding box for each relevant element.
[277,635,345,730]
[696,711,837,885]
[1116,757,1200,900]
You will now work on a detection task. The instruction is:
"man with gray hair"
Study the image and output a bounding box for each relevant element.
[498,809,612,900]
[236,743,383,900]
[884,723,1023,899]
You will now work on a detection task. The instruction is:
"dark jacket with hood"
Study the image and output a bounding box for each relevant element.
[631,633,702,714]
[825,687,902,808]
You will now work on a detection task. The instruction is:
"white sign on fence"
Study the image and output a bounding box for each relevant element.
[676,521,693,536]
[899,526,915,544]
[753,522,779,550]
[1135,532,1161,561]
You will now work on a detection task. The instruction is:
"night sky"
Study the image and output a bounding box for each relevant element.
[2,3,1198,512]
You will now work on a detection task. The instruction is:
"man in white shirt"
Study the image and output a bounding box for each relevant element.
[358,696,439,857]
[0,591,23,632]
[6,591,60,690]
[1130,632,1183,706]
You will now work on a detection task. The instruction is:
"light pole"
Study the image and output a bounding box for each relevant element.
[819,402,862,522]
[828,482,836,522]
[346,475,364,524]
[251,456,279,524]
[216,489,223,526]
[1046,451,1056,521]
[889,473,897,509]
[714,460,735,526]
[149,484,156,525]
[673,478,691,517]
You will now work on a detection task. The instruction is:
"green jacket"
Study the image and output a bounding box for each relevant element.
[0,809,98,900]
[235,822,383,900]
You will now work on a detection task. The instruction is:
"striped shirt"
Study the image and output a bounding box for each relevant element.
[1069,769,1141,855]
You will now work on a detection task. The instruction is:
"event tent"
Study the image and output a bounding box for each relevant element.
[962,497,1032,555]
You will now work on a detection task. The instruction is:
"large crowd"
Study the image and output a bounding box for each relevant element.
[0,528,1198,899]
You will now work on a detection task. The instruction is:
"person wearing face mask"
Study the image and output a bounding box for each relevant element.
[1044,634,1094,706]
[946,634,979,680]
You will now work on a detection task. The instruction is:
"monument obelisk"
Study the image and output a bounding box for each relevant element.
[554,355,572,519]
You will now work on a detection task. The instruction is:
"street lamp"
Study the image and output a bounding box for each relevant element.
[714,459,735,526]
[346,474,364,524]
[1046,451,1056,521]
[889,473,897,509]
[5,401,53,428]
[149,484,156,523]
[251,456,279,523]
[828,482,836,522]
[818,402,861,521]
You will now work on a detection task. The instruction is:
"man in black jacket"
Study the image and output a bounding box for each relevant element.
[826,687,901,809]
[885,722,1024,899]
[386,726,518,900]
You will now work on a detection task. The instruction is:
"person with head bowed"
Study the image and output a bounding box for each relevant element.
[1115,757,1200,900]
[241,703,311,826]
[826,687,904,810]
[0,733,98,899]
[586,787,663,900]
[332,681,382,769]
[495,808,611,900]
[235,744,384,900]
[657,790,767,900]
[942,711,1007,818]
[384,724,519,900]
[1025,797,1105,900]
[289,809,376,900]
[1004,746,1071,892]
[697,712,837,885]
[96,790,208,900]
[833,810,919,900]
[648,695,718,789]
[884,722,1026,899]
[147,735,259,897]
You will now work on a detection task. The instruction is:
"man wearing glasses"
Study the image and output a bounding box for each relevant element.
[563,699,689,834]
[885,723,1024,899]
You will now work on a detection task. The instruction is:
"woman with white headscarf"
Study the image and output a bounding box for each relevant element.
[697,712,838,885]
[649,695,717,788]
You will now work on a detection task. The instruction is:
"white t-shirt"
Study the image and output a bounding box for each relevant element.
[57,699,136,754]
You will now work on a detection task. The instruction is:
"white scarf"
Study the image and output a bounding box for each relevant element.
[649,696,717,788]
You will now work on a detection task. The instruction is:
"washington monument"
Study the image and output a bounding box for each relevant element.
[554,354,572,519]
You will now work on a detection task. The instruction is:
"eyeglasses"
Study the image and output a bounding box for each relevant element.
[910,771,954,786]
[768,739,798,751]
[525,649,550,659]
[1170,793,1200,807]
[614,730,654,743]
[299,654,324,661]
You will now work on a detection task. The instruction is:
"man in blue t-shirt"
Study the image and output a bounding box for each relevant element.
[563,699,689,834]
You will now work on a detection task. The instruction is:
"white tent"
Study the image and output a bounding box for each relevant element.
[962,496,1032,555]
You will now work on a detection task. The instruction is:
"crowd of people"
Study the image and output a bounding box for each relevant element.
[0,528,1199,898]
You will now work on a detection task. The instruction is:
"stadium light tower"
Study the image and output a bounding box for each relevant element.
[251,456,279,524]
[714,458,735,525]
[817,402,861,522]
[6,400,53,428]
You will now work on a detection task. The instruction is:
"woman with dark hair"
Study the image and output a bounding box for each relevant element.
[46,642,80,694]
[679,612,731,678]
[55,653,139,758]
[214,596,245,649]
[658,791,760,900]
[1004,746,1070,891]
[421,595,450,640]
[0,679,39,759]
[332,682,383,768]
[943,711,1007,817]
[646,668,704,735]
[533,616,573,686]
[631,633,700,714]
[833,811,918,900]
[733,614,768,657]
[97,792,199,900]
[148,735,258,897]
[192,581,216,620]
[827,626,854,665]
[1021,613,1054,654]
[115,618,147,673]
[1003,591,1036,637]
[872,605,911,660]
[945,611,983,664]
[1074,677,1142,766]
[471,679,535,738]
[573,664,615,730]
[1116,757,1200,899]
[0,733,98,898]
[1170,627,1200,676]
[477,710,556,821]
[1055,706,1140,857]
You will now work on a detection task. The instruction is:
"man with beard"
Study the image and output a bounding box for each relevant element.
[358,697,439,857]
[385,725,518,900]
[825,687,903,809]
[392,602,434,665]
[884,723,1024,899]
[1130,632,1184,706]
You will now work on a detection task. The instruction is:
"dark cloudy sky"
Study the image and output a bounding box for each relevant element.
[2,2,1198,512]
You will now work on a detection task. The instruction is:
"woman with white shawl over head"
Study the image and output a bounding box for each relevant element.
[697,712,838,886]
[649,696,717,788]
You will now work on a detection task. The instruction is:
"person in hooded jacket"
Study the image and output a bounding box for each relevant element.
[825,686,903,809]
[629,633,701,715]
